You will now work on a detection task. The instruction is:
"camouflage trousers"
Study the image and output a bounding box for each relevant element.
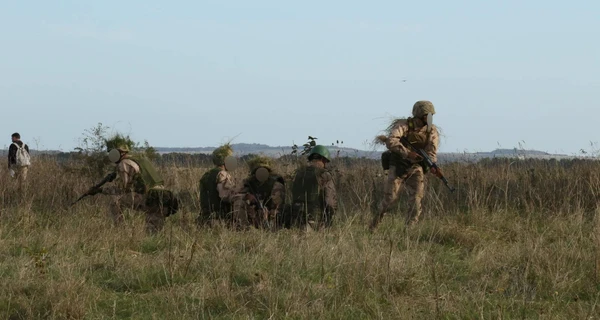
[372,165,425,228]
[110,193,166,233]
[232,198,278,230]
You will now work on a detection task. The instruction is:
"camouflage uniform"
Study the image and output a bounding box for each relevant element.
[372,101,439,228]
[198,144,240,226]
[199,168,239,222]
[233,156,286,229]
[104,157,177,233]
[290,147,337,230]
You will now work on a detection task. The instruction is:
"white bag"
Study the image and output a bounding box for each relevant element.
[13,143,31,167]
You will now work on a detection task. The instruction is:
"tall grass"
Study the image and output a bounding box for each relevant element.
[0,156,599,319]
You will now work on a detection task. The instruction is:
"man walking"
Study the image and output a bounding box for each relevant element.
[8,133,31,182]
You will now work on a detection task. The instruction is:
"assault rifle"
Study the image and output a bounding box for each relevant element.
[71,172,117,206]
[400,136,455,192]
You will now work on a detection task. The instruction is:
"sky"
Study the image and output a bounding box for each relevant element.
[0,1,598,154]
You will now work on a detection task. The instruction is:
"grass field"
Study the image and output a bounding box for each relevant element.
[1,156,600,319]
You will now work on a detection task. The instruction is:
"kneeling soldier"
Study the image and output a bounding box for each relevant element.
[234,156,285,229]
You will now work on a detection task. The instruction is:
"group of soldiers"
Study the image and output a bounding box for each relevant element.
[81,100,444,234]
[197,143,337,231]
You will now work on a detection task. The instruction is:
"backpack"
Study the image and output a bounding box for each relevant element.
[291,165,326,223]
[13,143,31,167]
[128,155,164,194]
[199,168,228,217]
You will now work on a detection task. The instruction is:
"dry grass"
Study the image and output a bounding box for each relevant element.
[1,156,600,319]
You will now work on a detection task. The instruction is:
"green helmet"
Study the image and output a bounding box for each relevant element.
[212,144,233,166]
[247,155,273,173]
[412,100,436,118]
[308,145,331,162]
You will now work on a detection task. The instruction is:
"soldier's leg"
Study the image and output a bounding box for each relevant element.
[267,208,278,230]
[289,203,303,229]
[219,201,233,227]
[247,205,259,228]
[114,193,145,226]
[370,167,403,230]
[197,210,211,226]
[405,168,425,226]
[145,206,166,233]
[109,196,125,225]
[323,206,334,228]
[232,198,251,230]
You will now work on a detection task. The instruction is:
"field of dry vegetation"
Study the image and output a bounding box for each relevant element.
[1,155,600,319]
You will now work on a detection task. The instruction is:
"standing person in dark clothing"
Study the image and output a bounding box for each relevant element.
[8,133,30,181]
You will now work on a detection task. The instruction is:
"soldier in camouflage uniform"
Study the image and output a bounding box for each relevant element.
[290,145,337,230]
[234,156,286,229]
[198,144,239,226]
[91,145,179,233]
[370,100,440,230]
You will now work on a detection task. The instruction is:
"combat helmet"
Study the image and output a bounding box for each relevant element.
[247,155,274,174]
[412,100,436,118]
[212,144,234,166]
[308,145,332,163]
[108,144,130,163]
[116,145,130,153]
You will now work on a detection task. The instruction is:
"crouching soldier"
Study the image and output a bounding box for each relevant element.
[87,145,179,233]
[234,156,285,229]
[198,144,239,226]
[289,145,337,230]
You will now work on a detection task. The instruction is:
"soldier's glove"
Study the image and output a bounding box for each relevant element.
[407,152,423,162]
[430,167,443,178]
[245,194,257,203]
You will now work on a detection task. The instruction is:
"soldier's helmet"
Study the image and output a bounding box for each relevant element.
[412,100,436,118]
[108,145,130,163]
[116,145,131,153]
[108,149,121,163]
[212,144,234,166]
[247,155,273,174]
[308,145,332,163]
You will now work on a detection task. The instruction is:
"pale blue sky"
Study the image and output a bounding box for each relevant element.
[1,1,598,154]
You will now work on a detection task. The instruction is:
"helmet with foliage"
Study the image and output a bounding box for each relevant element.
[412,100,436,118]
[116,145,130,153]
[105,134,135,153]
[308,145,331,162]
[212,144,234,166]
[247,155,274,173]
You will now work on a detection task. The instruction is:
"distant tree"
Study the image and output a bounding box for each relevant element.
[74,123,159,178]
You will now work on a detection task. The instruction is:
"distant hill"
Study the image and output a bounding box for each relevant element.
[0,145,580,163]
[155,143,378,158]
[153,144,577,163]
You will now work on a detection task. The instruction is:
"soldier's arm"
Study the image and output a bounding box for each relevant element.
[424,127,440,163]
[240,179,255,202]
[321,172,338,210]
[216,171,236,202]
[387,122,411,158]
[101,163,133,195]
[271,181,285,208]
